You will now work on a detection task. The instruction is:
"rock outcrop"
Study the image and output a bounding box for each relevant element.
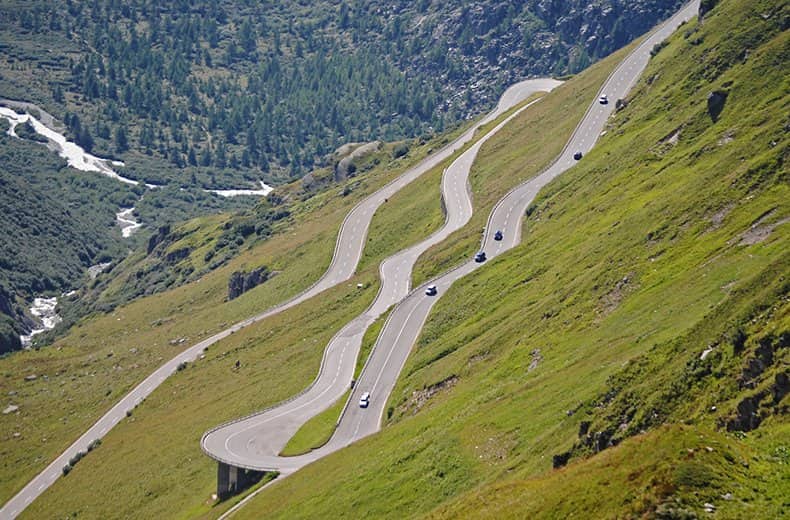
[707,90,728,122]
[228,267,270,300]
[147,225,171,255]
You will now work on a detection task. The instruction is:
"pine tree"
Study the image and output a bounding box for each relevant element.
[114,126,128,153]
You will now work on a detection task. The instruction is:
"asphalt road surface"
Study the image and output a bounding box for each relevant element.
[337,0,701,457]
[0,80,556,519]
[2,1,699,515]
[201,0,701,488]
[201,80,561,472]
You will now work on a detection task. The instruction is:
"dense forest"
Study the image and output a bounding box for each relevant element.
[0,0,684,186]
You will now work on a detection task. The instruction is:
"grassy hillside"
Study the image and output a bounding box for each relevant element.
[226,0,788,517]
[0,89,543,514]
[429,423,789,519]
[0,126,462,505]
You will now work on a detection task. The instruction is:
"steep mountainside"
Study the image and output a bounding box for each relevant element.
[217,0,785,517]
[0,0,684,184]
[0,0,683,352]
[0,127,132,352]
[0,124,252,352]
[1,0,786,518]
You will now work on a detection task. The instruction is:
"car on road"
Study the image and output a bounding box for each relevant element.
[599,94,608,104]
[425,285,437,296]
[474,251,487,263]
[573,151,583,160]
[359,392,370,408]
[494,230,503,241]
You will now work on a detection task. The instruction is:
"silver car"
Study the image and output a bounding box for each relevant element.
[359,392,370,408]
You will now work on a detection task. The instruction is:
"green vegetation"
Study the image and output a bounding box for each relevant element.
[4,1,787,518]
[280,392,349,457]
[428,424,789,519]
[356,313,390,381]
[0,135,134,294]
[0,119,470,508]
[0,0,683,183]
[182,471,278,520]
[410,40,639,285]
[20,266,379,519]
[220,0,788,517]
[0,122,256,350]
[0,132,134,350]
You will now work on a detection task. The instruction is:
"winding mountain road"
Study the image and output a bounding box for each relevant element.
[201,0,700,492]
[201,81,561,472]
[0,80,555,519]
[2,1,699,516]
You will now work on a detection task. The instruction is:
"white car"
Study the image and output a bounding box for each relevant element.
[599,94,608,104]
[425,285,437,296]
[359,392,370,408]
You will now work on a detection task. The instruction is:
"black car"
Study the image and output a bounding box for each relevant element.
[474,251,487,263]
[573,151,583,160]
[494,230,503,241]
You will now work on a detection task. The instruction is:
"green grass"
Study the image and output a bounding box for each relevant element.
[280,391,349,457]
[426,423,790,519]
[358,93,547,274]
[409,42,638,286]
[0,123,465,506]
[355,310,390,381]
[224,1,789,517]
[19,266,380,519]
[180,472,278,520]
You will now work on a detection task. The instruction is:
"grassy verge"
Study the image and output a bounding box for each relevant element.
[224,2,789,517]
[355,310,390,381]
[280,391,349,457]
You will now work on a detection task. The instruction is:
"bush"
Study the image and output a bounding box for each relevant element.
[650,41,668,57]
[392,143,409,159]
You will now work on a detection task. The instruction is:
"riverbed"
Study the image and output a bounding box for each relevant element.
[19,297,61,347]
[206,180,274,198]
